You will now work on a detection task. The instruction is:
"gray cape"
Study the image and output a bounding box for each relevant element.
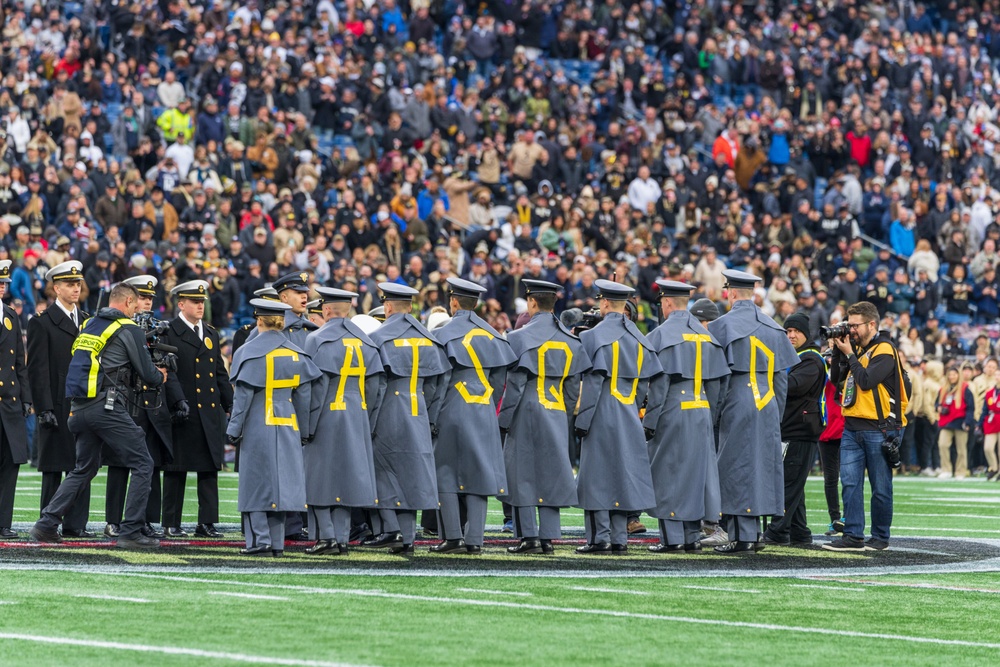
[643,310,731,522]
[575,313,660,512]
[304,318,386,508]
[498,313,591,507]
[246,310,319,348]
[433,310,517,496]
[370,313,450,510]
[227,331,322,513]
[708,300,799,517]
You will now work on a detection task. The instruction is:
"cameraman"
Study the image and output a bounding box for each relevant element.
[30,283,167,548]
[824,301,908,552]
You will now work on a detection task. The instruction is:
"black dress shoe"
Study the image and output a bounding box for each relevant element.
[272,550,284,558]
[648,543,686,554]
[429,538,467,554]
[466,545,482,555]
[0,527,18,539]
[575,541,612,555]
[29,525,62,543]
[62,528,96,538]
[284,530,310,542]
[390,543,414,555]
[507,538,542,554]
[142,523,166,539]
[360,532,403,549]
[195,523,223,538]
[305,539,338,555]
[685,541,703,553]
[540,539,555,554]
[762,534,791,547]
[104,524,120,538]
[611,543,628,556]
[117,534,160,549]
[349,523,373,543]
[239,545,271,556]
[713,541,757,554]
[165,527,188,538]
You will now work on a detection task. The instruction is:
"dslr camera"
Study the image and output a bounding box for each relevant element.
[881,432,902,469]
[820,322,851,340]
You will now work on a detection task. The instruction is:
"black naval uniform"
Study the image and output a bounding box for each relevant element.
[0,303,32,532]
[161,317,233,530]
[27,303,91,533]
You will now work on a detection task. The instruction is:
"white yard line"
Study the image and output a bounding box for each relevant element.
[454,588,533,597]
[208,591,290,601]
[681,585,760,594]
[567,586,649,595]
[74,594,152,603]
[789,584,867,592]
[809,578,1000,595]
[0,633,371,666]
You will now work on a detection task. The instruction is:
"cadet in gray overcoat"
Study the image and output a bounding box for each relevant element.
[574,280,660,555]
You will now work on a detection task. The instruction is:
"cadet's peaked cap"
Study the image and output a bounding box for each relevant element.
[172,280,210,300]
[722,269,763,289]
[45,260,84,282]
[251,298,292,317]
[655,279,696,297]
[0,260,11,283]
[315,286,358,303]
[368,306,386,321]
[123,274,158,296]
[272,271,310,293]
[379,282,419,301]
[447,276,486,299]
[690,298,721,322]
[595,279,634,300]
[522,279,561,295]
[253,286,281,301]
[306,298,323,315]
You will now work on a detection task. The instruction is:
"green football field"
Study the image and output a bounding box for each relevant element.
[2,471,999,666]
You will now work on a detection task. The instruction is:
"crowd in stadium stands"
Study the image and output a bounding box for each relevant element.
[2,0,1000,477]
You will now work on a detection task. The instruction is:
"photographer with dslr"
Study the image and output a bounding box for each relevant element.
[824,301,909,552]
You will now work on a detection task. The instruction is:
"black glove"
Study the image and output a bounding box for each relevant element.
[38,410,59,430]
[171,400,190,424]
[301,436,313,445]
[575,427,588,439]
[430,424,439,438]
[227,434,241,446]
[644,427,655,442]
[499,426,508,439]
[22,402,33,418]
[160,353,178,373]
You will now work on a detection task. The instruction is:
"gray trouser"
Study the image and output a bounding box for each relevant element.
[244,511,285,550]
[659,518,702,546]
[724,514,761,542]
[376,509,417,544]
[38,401,152,539]
[512,505,561,540]
[584,509,628,545]
[439,493,488,546]
[308,506,352,544]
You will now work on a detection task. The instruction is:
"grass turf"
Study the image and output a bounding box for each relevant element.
[2,471,999,666]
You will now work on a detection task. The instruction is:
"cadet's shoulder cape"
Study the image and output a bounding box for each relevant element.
[230,330,322,388]
[434,310,517,370]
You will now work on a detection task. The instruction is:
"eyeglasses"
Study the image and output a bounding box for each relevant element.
[847,321,872,330]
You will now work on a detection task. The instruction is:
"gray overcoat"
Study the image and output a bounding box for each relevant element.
[227,331,321,513]
[305,318,386,508]
[708,300,799,517]
[643,309,730,522]
[575,313,660,512]
[370,313,450,511]
[433,310,517,496]
[246,310,318,348]
[498,313,590,508]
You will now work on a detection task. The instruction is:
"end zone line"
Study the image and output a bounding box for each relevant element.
[0,633,374,667]
[88,572,1000,651]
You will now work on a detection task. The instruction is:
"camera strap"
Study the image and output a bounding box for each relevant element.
[869,342,905,435]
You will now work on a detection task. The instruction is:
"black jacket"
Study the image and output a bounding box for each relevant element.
[781,345,827,441]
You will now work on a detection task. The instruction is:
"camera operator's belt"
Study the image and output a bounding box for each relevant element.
[70,317,135,398]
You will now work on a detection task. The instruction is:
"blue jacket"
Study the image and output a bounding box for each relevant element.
[889,220,916,257]
[417,190,449,220]
[10,266,36,314]
[767,133,790,165]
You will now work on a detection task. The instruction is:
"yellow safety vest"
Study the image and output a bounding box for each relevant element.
[841,341,909,427]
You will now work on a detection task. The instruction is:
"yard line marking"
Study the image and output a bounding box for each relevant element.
[41,574,1000,652]
[889,527,1000,533]
[568,586,649,595]
[208,591,291,601]
[455,588,533,597]
[681,585,760,594]
[74,594,152,603]
[790,584,867,592]
[810,578,1000,595]
[0,634,372,666]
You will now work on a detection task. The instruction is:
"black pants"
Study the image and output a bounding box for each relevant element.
[915,416,939,469]
[105,465,161,525]
[817,438,841,522]
[37,402,152,539]
[161,470,219,526]
[0,435,18,529]
[40,471,91,533]
[766,439,818,542]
